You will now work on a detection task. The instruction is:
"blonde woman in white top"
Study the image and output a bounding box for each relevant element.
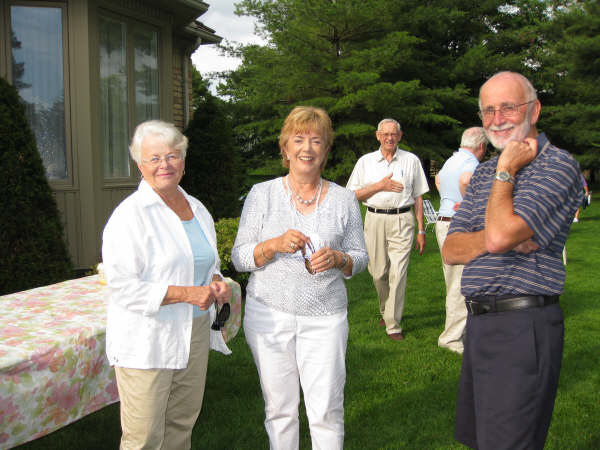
[232,106,368,450]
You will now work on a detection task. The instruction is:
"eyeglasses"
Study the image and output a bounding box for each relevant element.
[141,154,182,167]
[211,303,231,330]
[301,241,316,275]
[378,132,400,138]
[478,100,535,121]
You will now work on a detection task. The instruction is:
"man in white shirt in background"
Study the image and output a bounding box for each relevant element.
[347,118,429,341]
[434,127,488,353]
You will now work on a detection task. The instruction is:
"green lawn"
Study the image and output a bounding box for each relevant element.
[17,196,600,449]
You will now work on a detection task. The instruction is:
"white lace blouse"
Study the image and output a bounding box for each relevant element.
[232,178,368,316]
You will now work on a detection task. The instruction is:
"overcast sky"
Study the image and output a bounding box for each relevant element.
[191,1,265,89]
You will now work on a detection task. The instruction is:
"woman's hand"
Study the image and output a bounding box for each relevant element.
[276,229,310,254]
[310,246,337,273]
[210,280,232,305]
[184,286,215,310]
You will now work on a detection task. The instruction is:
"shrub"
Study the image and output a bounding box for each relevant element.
[215,217,249,292]
[0,77,72,295]
[182,83,244,220]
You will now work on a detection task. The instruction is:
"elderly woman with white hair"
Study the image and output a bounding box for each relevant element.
[102,119,231,450]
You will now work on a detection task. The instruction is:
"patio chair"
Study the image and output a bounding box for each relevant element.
[423,199,438,232]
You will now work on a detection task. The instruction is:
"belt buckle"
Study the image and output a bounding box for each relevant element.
[466,300,477,315]
[466,299,487,315]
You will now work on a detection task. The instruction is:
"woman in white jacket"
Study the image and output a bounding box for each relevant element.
[102,120,231,450]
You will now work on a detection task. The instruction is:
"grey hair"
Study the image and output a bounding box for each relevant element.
[129,120,188,164]
[460,127,489,149]
[478,71,538,110]
[377,118,402,133]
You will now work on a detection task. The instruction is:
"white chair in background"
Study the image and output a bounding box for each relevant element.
[423,199,438,232]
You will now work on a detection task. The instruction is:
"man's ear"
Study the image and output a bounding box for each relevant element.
[529,99,541,125]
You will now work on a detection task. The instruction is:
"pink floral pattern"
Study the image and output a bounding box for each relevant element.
[0,276,119,449]
[221,279,242,344]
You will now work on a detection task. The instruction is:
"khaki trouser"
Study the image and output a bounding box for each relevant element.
[115,313,210,450]
[364,210,414,334]
[435,220,467,353]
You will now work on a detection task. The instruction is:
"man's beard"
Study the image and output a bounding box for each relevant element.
[485,110,532,150]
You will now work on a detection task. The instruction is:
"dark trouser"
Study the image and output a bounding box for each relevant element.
[455,303,564,450]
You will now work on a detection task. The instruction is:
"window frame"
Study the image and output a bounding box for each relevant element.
[98,8,162,185]
[5,0,74,188]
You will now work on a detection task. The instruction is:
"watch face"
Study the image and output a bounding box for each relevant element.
[496,171,514,183]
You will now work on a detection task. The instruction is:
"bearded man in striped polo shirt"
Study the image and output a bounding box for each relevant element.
[442,71,583,450]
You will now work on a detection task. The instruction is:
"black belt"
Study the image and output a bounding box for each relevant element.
[367,206,411,215]
[465,295,559,315]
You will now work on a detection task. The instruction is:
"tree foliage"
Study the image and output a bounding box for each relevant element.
[0,77,72,295]
[215,0,598,182]
[534,0,600,177]
[181,69,243,219]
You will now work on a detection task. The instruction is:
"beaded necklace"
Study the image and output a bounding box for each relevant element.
[287,175,322,205]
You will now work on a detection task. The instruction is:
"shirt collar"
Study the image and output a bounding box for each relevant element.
[376,147,399,162]
[457,148,478,160]
[138,179,190,209]
[536,132,548,149]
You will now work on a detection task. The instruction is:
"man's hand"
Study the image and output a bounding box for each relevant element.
[415,233,425,255]
[379,173,404,193]
[512,238,539,254]
[497,138,538,175]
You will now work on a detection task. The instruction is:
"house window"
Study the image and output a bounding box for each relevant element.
[10,5,68,181]
[99,13,159,179]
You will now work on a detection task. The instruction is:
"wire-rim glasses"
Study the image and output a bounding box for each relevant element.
[141,154,182,167]
[478,100,535,121]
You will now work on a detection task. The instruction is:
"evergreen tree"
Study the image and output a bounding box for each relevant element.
[181,71,243,219]
[219,0,558,182]
[534,0,600,179]
[0,77,72,295]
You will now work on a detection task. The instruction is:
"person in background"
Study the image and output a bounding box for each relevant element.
[232,106,368,450]
[573,172,590,222]
[346,118,429,341]
[102,120,232,450]
[442,72,582,449]
[434,127,488,354]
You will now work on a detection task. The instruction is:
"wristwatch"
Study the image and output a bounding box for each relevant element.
[495,170,515,184]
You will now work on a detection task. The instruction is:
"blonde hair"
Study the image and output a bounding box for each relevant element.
[279,106,334,170]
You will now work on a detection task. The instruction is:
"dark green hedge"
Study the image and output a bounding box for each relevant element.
[215,217,249,293]
[0,77,72,295]
[181,89,243,221]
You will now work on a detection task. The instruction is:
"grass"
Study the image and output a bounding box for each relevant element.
[17,193,600,449]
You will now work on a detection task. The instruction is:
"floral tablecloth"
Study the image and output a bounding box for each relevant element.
[0,275,118,449]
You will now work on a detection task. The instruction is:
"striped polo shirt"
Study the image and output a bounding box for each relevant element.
[448,133,583,297]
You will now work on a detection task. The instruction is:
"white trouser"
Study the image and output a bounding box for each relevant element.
[364,210,414,334]
[244,299,348,450]
[435,220,467,353]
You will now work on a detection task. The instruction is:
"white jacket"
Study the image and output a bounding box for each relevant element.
[102,180,230,369]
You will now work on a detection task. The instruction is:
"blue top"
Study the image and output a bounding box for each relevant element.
[182,217,216,317]
[438,148,480,217]
[448,133,583,297]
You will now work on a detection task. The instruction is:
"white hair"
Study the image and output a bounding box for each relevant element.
[460,127,489,149]
[377,118,402,133]
[478,71,538,110]
[129,120,188,164]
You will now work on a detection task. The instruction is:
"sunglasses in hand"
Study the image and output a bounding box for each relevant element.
[211,302,231,330]
[301,240,316,275]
